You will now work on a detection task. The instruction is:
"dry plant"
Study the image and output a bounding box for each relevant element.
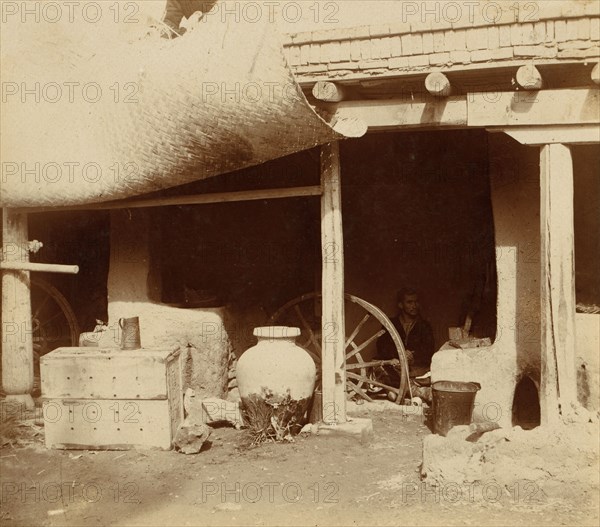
[240,388,309,447]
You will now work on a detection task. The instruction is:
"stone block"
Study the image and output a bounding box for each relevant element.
[422,32,434,54]
[577,18,591,40]
[390,36,402,57]
[287,46,301,67]
[471,49,493,62]
[554,20,568,42]
[338,40,351,62]
[358,59,389,70]
[328,61,357,71]
[489,47,515,60]
[545,20,555,42]
[350,39,361,61]
[360,39,371,60]
[514,45,558,58]
[174,422,211,454]
[428,52,451,65]
[379,37,392,59]
[592,18,600,41]
[450,50,471,64]
[299,44,310,65]
[466,27,487,50]
[499,25,512,47]
[533,21,546,44]
[401,34,413,55]
[411,33,423,55]
[566,19,580,40]
[387,21,411,35]
[558,40,595,50]
[388,57,409,69]
[453,29,467,50]
[408,54,430,67]
[318,417,374,445]
[369,24,391,38]
[488,26,500,49]
[370,38,382,59]
[510,23,523,46]
[433,31,445,53]
[309,43,321,64]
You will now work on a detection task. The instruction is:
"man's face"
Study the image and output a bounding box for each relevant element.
[399,294,419,317]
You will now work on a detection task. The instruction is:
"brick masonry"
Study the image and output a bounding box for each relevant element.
[283,13,600,81]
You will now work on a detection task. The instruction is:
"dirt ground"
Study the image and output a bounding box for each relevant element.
[1,403,598,527]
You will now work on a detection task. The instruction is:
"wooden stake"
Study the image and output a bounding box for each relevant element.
[592,63,600,85]
[516,64,544,90]
[320,142,347,424]
[539,143,578,424]
[312,81,349,102]
[425,72,453,97]
[1,209,34,409]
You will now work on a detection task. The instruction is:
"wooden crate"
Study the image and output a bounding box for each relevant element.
[40,347,183,450]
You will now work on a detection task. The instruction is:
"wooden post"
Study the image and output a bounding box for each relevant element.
[1,209,34,409]
[516,64,544,90]
[320,142,347,424]
[539,143,578,424]
[425,72,453,97]
[312,81,349,102]
[592,63,600,85]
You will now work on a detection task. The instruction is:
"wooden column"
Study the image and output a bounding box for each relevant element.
[1,209,34,409]
[539,143,578,424]
[320,142,347,424]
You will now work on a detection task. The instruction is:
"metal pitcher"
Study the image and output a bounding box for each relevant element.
[119,316,141,350]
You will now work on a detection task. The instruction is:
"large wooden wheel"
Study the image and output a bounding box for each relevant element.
[270,292,412,403]
[30,277,79,369]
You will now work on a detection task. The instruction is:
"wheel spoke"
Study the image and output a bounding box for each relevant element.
[346,329,385,362]
[344,313,370,350]
[346,371,400,395]
[33,292,52,320]
[346,359,400,370]
[294,305,321,354]
[347,381,374,402]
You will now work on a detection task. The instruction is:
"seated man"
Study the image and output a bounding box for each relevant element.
[162,0,217,37]
[374,287,435,396]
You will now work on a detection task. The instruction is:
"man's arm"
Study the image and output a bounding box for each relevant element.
[163,0,187,33]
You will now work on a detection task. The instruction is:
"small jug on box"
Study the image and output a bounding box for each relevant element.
[119,316,141,350]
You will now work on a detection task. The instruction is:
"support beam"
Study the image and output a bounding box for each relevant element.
[320,97,467,131]
[425,72,453,97]
[312,81,349,102]
[18,186,323,214]
[468,88,600,127]
[320,142,346,424]
[1,209,34,409]
[539,144,578,424]
[516,64,544,90]
[491,124,600,145]
[591,63,599,85]
[0,262,79,274]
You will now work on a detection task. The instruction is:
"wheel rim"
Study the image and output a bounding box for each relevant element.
[30,278,79,368]
[270,292,411,403]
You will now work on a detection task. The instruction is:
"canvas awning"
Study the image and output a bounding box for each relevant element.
[1,13,365,208]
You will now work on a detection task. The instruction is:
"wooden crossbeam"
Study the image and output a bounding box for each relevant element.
[17,186,323,214]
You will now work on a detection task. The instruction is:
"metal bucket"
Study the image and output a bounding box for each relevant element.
[432,381,481,436]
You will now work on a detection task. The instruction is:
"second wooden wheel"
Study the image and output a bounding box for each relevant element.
[270,292,411,403]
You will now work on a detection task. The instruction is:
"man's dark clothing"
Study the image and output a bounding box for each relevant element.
[376,316,435,370]
[163,0,216,34]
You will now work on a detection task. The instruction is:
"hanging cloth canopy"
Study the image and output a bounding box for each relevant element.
[1,6,365,208]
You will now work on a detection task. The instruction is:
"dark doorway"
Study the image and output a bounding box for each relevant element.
[512,376,541,430]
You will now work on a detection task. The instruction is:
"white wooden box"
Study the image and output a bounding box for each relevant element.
[40,347,183,450]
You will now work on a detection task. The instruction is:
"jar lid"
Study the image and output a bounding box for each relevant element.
[253,326,301,338]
